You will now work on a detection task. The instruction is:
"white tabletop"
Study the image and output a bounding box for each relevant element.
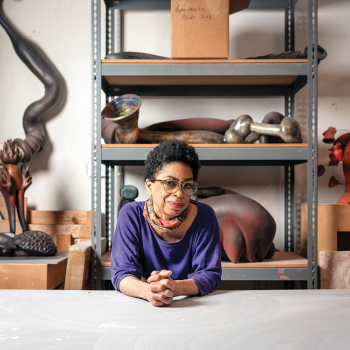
[0,289,349,349]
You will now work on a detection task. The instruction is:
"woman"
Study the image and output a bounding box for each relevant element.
[111,140,222,306]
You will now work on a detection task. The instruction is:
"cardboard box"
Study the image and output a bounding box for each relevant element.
[64,238,106,290]
[0,255,67,290]
[171,0,251,59]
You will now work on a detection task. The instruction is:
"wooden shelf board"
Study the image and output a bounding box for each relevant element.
[105,76,299,86]
[101,251,307,268]
[222,251,307,268]
[102,144,308,148]
[102,59,308,64]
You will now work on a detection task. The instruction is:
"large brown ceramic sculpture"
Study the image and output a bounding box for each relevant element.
[0,140,32,234]
[201,194,276,263]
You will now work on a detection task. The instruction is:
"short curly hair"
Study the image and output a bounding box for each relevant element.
[144,140,201,182]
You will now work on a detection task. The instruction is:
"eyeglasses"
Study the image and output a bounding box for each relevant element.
[155,179,198,196]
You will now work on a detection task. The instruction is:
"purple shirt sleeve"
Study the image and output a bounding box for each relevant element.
[111,205,143,291]
[188,210,222,296]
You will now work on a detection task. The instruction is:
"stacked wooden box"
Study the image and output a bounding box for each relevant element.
[27,210,91,251]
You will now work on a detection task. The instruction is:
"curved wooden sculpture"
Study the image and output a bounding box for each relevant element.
[0,140,32,234]
[0,2,63,249]
[201,194,276,263]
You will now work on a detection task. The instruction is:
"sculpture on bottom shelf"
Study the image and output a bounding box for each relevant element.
[102,95,303,145]
[118,185,139,215]
[319,127,350,203]
[0,231,57,257]
[196,191,276,263]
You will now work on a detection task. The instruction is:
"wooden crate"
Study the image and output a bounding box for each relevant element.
[301,203,350,259]
[27,210,91,251]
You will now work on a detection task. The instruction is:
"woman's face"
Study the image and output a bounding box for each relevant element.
[145,162,193,220]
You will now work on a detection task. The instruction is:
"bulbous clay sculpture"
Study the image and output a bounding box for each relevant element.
[201,194,276,263]
[0,140,32,234]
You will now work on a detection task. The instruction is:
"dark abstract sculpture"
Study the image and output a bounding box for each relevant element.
[118,185,139,215]
[201,194,276,263]
[0,2,63,163]
[0,231,57,257]
[246,45,327,64]
[0,140,32,233]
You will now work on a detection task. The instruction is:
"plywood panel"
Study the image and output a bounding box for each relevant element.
[28,224,90,238]
[27,211,90,225]
[57,235,72,251]
[301,203,350,260]
[47,260,67,290]
[0,264,48,289]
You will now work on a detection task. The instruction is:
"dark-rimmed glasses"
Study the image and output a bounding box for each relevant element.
[155,179,198,196]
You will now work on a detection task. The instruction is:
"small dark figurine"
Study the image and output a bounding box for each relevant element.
[0,140,32,234]
[118,185,139,215]
[0,231,57,257]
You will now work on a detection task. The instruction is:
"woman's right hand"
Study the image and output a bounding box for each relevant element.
[146,270,175,307]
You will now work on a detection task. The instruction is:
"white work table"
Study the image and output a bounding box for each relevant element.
[0,289,349,349]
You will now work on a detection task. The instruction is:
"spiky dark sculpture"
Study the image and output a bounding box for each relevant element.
[13,231,57,257]
[0,139,32,234]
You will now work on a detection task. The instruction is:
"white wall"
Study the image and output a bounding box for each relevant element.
[1,0,349,251]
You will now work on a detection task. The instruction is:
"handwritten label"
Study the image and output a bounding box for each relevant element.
[175,5,212,20]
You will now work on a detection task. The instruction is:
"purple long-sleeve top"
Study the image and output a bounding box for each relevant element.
[111,199,222,296]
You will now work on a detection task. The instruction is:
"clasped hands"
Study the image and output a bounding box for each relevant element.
[145,270,175,307]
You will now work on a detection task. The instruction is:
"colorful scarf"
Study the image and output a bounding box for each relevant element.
[143,198,190,233]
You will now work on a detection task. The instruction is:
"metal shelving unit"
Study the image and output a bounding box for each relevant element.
[91,0,318,290]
